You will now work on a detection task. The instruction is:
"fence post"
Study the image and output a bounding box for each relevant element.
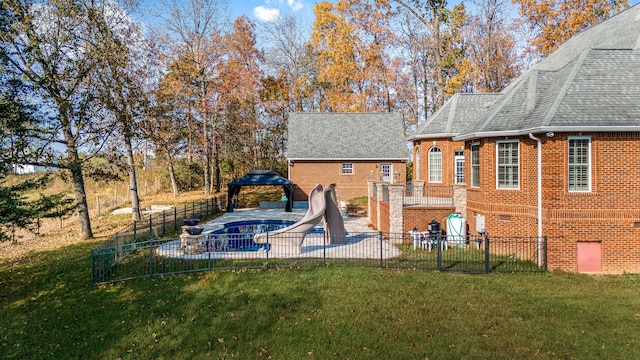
[90,249,95,286]
[174,207,177,232]
[133,220,137,243]
[162,210,166,237]
[484,234,490,274]
[543,236,548,271]
[149,237,154,277]
[208,236,211,270]
[323,230,327,266]
[149,214,153,240]
[437,233,443,271]
[379,232,383,268]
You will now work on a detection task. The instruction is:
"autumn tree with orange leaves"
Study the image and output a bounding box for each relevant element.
[514,0,629,60]
[311,0,399,113]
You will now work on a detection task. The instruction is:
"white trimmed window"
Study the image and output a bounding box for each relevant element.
[471,143,480,188]
[428,146,442,182]
[568,137,591,192]
[454,150,465,184]
[497,141,519,189]
[341,163,353,175]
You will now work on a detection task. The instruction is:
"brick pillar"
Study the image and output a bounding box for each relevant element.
[388,183,405,238]
[368,181,376,226]
[453,183,467,217]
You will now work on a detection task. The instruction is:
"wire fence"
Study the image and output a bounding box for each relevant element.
[91,231,547,285]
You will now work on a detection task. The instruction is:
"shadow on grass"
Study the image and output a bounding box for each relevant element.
[0,241,326,359]
[2,241,640,359]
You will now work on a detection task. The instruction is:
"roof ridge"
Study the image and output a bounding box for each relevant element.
[541,49,590,127]
[526,71,538,113]
[444,95,460,133]
[415,96,454,132]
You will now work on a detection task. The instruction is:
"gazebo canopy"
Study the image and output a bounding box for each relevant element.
[227,170,293,212]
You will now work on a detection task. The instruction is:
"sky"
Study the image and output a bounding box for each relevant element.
[229,0,314,23]
[228,0,640,26]
[139,0,640,27]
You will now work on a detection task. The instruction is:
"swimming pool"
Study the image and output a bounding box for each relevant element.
[208,219,324,251]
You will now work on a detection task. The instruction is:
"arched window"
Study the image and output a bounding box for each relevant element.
[429,147,442,182]
[415,148,421,180]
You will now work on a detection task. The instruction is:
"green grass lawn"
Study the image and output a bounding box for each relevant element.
[2,240,640,359]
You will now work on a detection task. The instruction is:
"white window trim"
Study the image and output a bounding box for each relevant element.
[454,150,465,184]
[496,140,520,190]
[415,148,421,181]
[568,136,592,192]
[428,146,442,183]
[470,143,480,188]
[341,162,354,175]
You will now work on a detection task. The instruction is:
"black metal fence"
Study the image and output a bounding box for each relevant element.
[91,195,227,284]
[91,231,547,285]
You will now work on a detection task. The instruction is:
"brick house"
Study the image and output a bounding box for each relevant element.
[409,6,640,274]
[287,113,409,202]
[408,93,501,189]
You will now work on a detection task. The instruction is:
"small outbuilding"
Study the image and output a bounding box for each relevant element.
[227,170,294,212]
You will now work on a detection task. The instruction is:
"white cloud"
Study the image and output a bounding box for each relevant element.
[287,0,303,12]
[253,6,281,22]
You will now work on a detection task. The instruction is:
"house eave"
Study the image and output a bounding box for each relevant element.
[407,133,458,141]
[452,126,640,141]
[288,157,410,162]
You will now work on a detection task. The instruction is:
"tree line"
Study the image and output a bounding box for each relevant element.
[0,0,629,240]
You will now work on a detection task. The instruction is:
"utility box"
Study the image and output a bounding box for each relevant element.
[475,214,486,233]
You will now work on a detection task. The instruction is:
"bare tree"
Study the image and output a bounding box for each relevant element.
[155,0,226,194]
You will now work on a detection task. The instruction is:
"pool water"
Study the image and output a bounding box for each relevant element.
[209,219,324,251]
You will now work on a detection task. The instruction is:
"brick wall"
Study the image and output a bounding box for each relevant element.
[465,133,640,274]
[403,207,456,235]
[413,138,465,185]
[370,197,378,230]
[289,160,406,202]
[380,201,390,233]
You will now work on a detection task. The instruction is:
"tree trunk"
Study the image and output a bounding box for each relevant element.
[124,134,142,222]
[213,133,221,192]
[65,135,93,239]
[168,156,179,197]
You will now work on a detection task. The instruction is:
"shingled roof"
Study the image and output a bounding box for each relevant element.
[408,93,502,140]
[287,113,409,160]
[454,4,640,141]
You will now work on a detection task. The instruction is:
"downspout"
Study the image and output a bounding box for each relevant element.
[528,133,543,267]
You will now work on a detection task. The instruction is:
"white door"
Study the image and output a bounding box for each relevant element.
[380,163,392,182]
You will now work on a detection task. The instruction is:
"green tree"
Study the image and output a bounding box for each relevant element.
[0,84,74,243]
[0,0,130,238]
